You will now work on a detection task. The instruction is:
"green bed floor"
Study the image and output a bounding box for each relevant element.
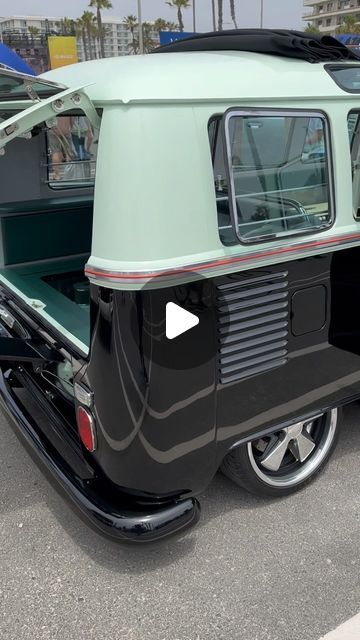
[0,256,90,349]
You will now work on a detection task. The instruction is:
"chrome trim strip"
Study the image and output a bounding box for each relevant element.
[85,230,360,286]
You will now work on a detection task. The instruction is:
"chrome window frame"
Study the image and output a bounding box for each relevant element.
[0,68,66,101]
[220,107,335,246]
[46,110,100,191]
[348,109,360,220]
[325,64,360,94]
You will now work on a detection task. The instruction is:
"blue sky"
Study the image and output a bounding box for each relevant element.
[0,0,305,31]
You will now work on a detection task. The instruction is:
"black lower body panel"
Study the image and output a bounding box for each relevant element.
[0,368,200,543]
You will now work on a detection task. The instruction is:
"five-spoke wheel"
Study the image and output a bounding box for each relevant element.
[221,409,341,497]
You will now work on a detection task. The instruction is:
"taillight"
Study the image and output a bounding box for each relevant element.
[76,406,97,452]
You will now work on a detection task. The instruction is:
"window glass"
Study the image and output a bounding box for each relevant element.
[0,70,65,101]
[209,111,333,245]
[348,112,358,141]
[348,111,360,219]
[326,65,360,93]
[0,112,16,122]
[46,114,98,188]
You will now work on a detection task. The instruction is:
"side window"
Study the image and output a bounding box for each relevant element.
[326,65,360,93]
[209,110,333,245]
[348,111,360,219]
[46,113,98,188]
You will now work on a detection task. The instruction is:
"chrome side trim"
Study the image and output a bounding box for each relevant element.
[85,230,360,287]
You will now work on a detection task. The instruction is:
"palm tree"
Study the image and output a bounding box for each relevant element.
[215,0,238,31]
[127,39,137,54]
[143,22,157,53]
[128,23,156,54]
[304,23,320,34]
[94,23,106,58]
[166,0,191,33]
[124,15,138,51]
[229,0,238,29]
[336,15,360,34]
[58,17,76,35]
[81,11,97,60]
[166,21,180,31]
[76,17,89,60]
[154,18,168,34]
[28,26,40,43]
[89,0,113,58]
[128,39,139,55]
[218,0,223,31]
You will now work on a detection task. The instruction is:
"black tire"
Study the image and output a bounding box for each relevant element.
[221,408,342,498]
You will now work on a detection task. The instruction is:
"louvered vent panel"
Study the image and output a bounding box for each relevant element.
[217,271,289,384]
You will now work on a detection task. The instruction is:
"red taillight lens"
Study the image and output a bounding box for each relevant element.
[76,406,97,452]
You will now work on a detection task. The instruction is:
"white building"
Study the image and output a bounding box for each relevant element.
[303,0,360,34]
[0,15,160,60]
[0,15,58,33]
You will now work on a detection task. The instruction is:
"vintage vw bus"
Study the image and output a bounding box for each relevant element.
[0,31,360,542]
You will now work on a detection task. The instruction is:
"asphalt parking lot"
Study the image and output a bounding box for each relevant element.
[0,402,359,640]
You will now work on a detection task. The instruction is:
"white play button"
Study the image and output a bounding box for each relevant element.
[166,302,199,340]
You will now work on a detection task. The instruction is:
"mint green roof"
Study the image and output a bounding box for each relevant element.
[41,51,348,104]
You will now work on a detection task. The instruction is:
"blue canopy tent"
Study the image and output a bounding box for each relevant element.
[0,43,35,75]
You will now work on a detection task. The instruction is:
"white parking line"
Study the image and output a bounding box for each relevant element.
[320,613,360,639]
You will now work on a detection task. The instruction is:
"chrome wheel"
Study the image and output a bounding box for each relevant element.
[247,409,338,488]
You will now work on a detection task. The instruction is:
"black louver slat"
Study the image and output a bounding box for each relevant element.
[154,29,360,63]
[217,271,289,384]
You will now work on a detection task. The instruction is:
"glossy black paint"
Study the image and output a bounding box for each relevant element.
[0,367,200,543]
[85,282,217,498]
[84,252,360,500]
[215,253,360,450]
